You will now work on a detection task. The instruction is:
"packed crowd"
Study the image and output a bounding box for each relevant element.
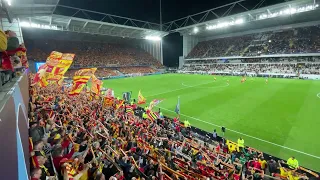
[64,67,157,78]
[64,69,120,78]
[181,63,320,75]
[118,67,156,75]
[25,39,163,68]
[29,72,318,180]
[187,25,320,58]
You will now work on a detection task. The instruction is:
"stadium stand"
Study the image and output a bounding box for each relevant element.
[186,25,320,58]
[181,57,320,77]
[64,69,120,78]
[25,39,163,68]
[118,67,156,75]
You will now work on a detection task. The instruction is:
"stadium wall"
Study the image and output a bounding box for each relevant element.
[140,40,163,64]
[0,71,30,180]
[182,35,199,57]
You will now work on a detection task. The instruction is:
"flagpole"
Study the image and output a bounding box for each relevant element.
[178,96,180,120]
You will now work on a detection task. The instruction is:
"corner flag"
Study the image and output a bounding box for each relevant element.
[175,97,180,115]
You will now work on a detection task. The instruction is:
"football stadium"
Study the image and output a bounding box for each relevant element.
[0,0,320,179]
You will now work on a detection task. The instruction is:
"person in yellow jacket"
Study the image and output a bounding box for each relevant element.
[237,137,244,151]
[184,120,191,128]
[287,156,299,169]
[142,112,148,119]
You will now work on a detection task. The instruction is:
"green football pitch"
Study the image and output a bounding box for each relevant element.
[101,73,320,171]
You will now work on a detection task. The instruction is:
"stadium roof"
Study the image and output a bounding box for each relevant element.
[2,0,319,39]
[2,0,168,39]
[163,0,320,38]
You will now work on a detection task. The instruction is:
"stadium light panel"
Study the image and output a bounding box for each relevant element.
[5,0,11,6]
[145,36,161,41]
[258,4,319,20]
[206,18,244,30]
[193,27,199,34]
[20,21,58,30]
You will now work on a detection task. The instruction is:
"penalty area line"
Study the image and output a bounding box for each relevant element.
[158,106,320,160]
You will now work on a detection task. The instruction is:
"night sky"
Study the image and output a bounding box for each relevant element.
[56,0,285,67]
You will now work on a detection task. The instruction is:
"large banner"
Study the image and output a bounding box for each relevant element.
[69,68,97,96]
[33,51,75,87]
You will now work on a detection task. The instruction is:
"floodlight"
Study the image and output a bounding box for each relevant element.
[145,36,161,41]
[235,18,244,24]
[5,0,11,6]
[20,22,31,27]
[193,27,199,34]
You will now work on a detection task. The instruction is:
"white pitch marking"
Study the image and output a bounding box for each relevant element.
[145,80,217,98]
[158,106,320,160]
[317,93,320,98]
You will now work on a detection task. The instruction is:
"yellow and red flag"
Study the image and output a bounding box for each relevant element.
[103,97,114,107]
[116,100,124,109]
[91,75,103,95]
[69,68,97,96]
[46,52,75,84]
[33,51,75,87]
[32,64,50,87]
[137,90,146,104]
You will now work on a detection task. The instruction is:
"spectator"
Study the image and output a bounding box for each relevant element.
[287,156,299,170]
[30,168,42,180]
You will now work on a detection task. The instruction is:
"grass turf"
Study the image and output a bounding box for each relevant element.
[100,74,320,171]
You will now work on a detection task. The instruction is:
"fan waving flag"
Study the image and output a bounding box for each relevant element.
[137,90,146,104]
[69,68,97,96]
[175,96,180,115]
[149,99,163,109]
[91,75,103,95]
[146,109,159,121]
[32,51,75,87]
[126,105,134,116]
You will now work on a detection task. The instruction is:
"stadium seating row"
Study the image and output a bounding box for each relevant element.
[64,67,157,78]
[181,63,320,75]
[187,25,320,58]
[25,39,163,68]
